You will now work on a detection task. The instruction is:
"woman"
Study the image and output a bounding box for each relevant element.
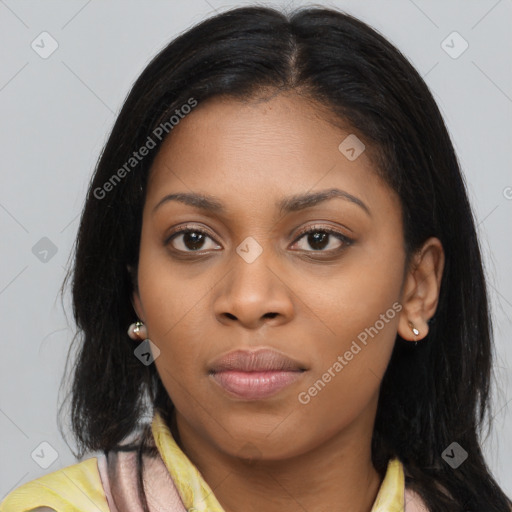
[2,5,510,512]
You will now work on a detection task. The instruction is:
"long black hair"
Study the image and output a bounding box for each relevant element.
[62,5,511,511]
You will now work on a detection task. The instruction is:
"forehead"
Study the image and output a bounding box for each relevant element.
[145,93,393,216]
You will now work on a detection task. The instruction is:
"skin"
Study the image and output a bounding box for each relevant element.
[132,92,444,512]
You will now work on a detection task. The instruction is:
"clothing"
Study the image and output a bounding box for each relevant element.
[0,412,429,511]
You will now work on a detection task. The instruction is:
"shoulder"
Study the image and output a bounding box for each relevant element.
[401,462,431,512]
[0,456,110,512]
[103,448,186,511]
[405,486,430,512]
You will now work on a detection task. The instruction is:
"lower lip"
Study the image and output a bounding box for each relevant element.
[210,370,304,400]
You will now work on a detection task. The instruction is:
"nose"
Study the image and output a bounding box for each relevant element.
[213,247,295,330]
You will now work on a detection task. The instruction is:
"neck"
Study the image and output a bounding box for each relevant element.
[172,401,383,512]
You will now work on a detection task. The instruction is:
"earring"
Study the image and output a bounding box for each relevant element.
[408,321,420,337]
[128,321,147,340]
[408,321,420,346]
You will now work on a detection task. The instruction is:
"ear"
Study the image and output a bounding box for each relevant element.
[127,264,145,322]
[398,237,445,342]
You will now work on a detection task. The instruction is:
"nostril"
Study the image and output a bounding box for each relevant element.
[264,312,278,319]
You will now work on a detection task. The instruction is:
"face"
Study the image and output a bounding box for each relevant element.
[133,92,408,461]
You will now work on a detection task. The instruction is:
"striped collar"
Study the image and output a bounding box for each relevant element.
[151,412,405,511]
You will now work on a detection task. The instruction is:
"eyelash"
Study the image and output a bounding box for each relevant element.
[165,223,353,256]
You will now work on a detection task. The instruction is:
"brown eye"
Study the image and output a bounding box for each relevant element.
[166,227,221,253]
[292,226,353,253]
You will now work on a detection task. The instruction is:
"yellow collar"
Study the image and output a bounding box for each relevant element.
[151,412,405,511]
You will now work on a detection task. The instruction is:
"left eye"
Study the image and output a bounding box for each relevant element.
[292,227,352,252]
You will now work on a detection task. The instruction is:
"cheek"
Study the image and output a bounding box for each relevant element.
[292,237,404,421]
[303,235,404,351]
[293,297,400,442]
[136,239,195,358]
[137,224,202,334]
[137,275,205,357]
[136,235,223,408]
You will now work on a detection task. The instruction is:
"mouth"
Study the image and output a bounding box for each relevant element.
[210,370,305,400]
[208,348,307,400]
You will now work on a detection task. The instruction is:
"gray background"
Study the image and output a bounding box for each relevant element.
[1,0,511,500]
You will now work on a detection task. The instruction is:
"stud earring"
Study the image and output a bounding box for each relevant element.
[408,321,420,337]
[408,321,420,346]
[128,321,147,340]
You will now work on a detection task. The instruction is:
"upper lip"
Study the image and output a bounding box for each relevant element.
[209,348,306,373]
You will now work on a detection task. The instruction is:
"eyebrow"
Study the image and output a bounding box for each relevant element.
[152,188,371,217]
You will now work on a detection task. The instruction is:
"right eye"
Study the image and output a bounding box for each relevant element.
[166,226,222,253]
